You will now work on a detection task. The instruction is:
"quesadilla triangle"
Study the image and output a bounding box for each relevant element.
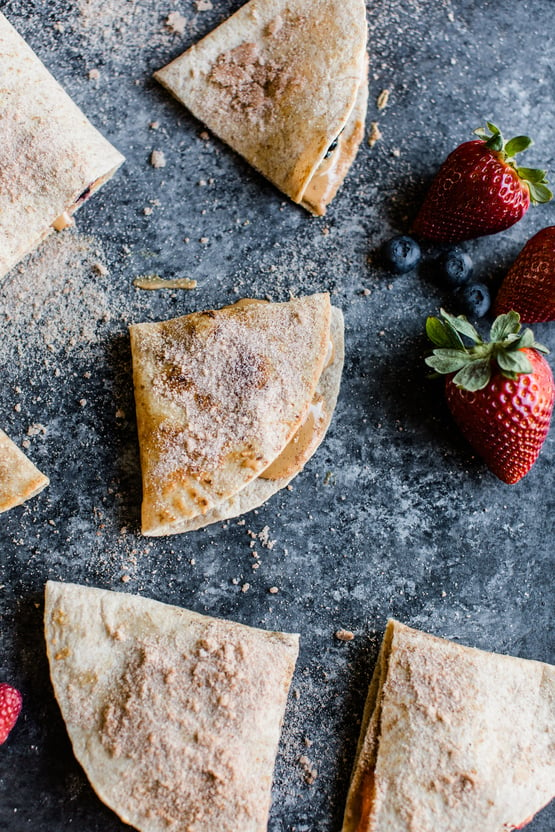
[154,0,368,216]
[130,293,344,536]
[0,427,49,513]
[342,620,555,832]
[44,581,299,832]
[0,12,124,281]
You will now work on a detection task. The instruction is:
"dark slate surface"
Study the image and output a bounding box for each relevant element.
[0,1,553,830]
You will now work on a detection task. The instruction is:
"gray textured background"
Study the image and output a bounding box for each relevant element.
[0,0,553,830]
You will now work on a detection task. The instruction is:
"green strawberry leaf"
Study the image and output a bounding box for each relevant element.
[426,316,454,348]
[504,135,533,157]
[496,349,533,375]
[427,315,465,349]
[531,340,550,355]
[511,328,535,350]
[490,311,521,342]
[527,181,553,204]
[440,309,481,343]
[486,121,500,135]
[425,350,473,374]
[517,167,548,183]
[452,359,492,391]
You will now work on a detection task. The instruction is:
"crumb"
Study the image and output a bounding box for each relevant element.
[121,574,131,583]
[143,207,153,215]
[304,737,313,747]
[150,150,167,168]
[335,629,355,642]
[115,409,126,419]
[268,586,279,594]
[362,287,371,296]
[22,439,30,449]
[149,121,160,130]
[198,179,207,187]
[322,226,330,236]
[392,147,401,157]
[88,68,100,81]
[199,237,209,244]
[298,755,318,785]
[27,423,46,436]
[83,371,91,379]
[165,11,187,35]
[14,403,21,413]
[196,0,213,10]
[241,583,250,593]
[79,399,87,407]
[368,121,382,148]
[199,131,210,141]
[376,88,390,110]
[93,261,109,276]
[53,21,64,32]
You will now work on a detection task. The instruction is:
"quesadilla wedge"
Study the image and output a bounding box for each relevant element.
[154,0,368,215]
[0,12,124,281]
[130,293,343,536]
[342,619,555,832]
[45,581,299,832]
[0,427,49,513]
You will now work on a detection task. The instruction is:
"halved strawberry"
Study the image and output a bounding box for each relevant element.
[413,123,552,243]
[425,310,554,483]
[494,226,555,322]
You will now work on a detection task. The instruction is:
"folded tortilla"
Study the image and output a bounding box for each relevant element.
[130,293,343,536]
[0,12,124,280]
[44,580,299,832]
[342,619,555,832]
[154,0,368,215]
[0,427,49,513]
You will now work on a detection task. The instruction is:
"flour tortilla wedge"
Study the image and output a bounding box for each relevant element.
[0,427,49,513]
[130,293,334,536]
[44,580,299,832]
[0,12,124,280]
[342,619,555,832]
[154,0,368,215]
[163,305,344,534]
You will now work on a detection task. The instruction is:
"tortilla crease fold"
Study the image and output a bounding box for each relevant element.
[130,293,344,536]
[0,12,125,280]
[154,0,368,215]
[0,427,49,513]
[342,619,555,832]
[44,580,299,832]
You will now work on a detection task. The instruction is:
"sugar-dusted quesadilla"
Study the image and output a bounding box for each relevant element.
[154,0,368,215]
[342,619,555,832]
[44,581,299,832]
[0,427,49,513]
[130,293,344,536]
[0,12,124,281]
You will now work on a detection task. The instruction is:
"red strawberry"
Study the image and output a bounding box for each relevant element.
[0,682,22,745]
[413,122,552,243]
[426,310,554,483]
[494,226,555,322]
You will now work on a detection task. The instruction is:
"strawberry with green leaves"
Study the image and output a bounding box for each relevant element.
[426,309,554,483]
[413,123,552,243]
[494,226,555,322]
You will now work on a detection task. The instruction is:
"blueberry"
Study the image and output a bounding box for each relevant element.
[438,247,473,287]
[382,235,421,274]
[457,282,491,318]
